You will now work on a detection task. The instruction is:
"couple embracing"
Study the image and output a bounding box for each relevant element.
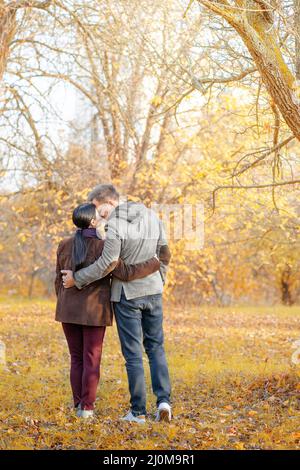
[55,184,172,423]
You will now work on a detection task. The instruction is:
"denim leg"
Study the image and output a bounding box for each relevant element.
[113,295,146,416]
[142,294,171,407]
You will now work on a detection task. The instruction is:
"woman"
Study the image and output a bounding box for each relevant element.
[55,202,160,419]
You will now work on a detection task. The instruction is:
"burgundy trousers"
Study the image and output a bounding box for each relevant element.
[62,323,106,410]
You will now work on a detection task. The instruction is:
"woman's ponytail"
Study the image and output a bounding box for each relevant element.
[72,229,88,272]
[71,203,97,272]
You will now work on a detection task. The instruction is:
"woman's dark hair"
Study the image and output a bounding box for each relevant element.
[72,203,96,272]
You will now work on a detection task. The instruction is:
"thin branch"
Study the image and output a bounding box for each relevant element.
[7,0,52,10]
[183,0,195,18]
[197,0,240,22]
[232,135,295,177]
[212,179,300,212]
[192,66,257,91]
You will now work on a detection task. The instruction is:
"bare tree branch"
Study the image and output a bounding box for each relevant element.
[212,179,300,212]
[7,0,52,10]
[232,135,295,177]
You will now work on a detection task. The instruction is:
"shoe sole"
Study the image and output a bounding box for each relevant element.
[159,409,171,422]
[80,412,95,419]
[121,419,146,424]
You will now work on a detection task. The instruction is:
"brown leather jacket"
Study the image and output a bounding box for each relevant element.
[55,236,160,326]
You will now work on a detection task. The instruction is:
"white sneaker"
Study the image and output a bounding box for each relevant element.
[156,402,172,422]
[80,409,94,419]
[121,410,146,424]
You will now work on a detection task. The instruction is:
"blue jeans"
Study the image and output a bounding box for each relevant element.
[113,290,171,416]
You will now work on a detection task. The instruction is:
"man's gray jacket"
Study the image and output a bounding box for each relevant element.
[74,201,171,302]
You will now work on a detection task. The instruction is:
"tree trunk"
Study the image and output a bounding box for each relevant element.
[281,264,293,306]
[28,271,36,298]
[0,3,17,82]
[294,0,300,79]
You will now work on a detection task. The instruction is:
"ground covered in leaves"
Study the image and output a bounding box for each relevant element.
[0,298,299,450]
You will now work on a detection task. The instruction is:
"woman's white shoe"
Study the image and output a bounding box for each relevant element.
[80,409,94,419]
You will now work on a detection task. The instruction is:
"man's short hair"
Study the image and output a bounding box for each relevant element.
[88,184,119,203]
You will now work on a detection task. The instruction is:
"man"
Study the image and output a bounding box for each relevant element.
[62,184,172,424]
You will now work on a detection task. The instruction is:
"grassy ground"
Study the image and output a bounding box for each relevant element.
[0,298,299,450]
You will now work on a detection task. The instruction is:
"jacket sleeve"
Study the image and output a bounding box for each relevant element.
[156,219,171,284]
[54,243,62,297]
[112,256,160,282]
[74,220,121,289]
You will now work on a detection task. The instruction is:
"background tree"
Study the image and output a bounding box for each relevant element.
[191,1,300,143]
[0,0,52,82]
[0,0,299,304]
